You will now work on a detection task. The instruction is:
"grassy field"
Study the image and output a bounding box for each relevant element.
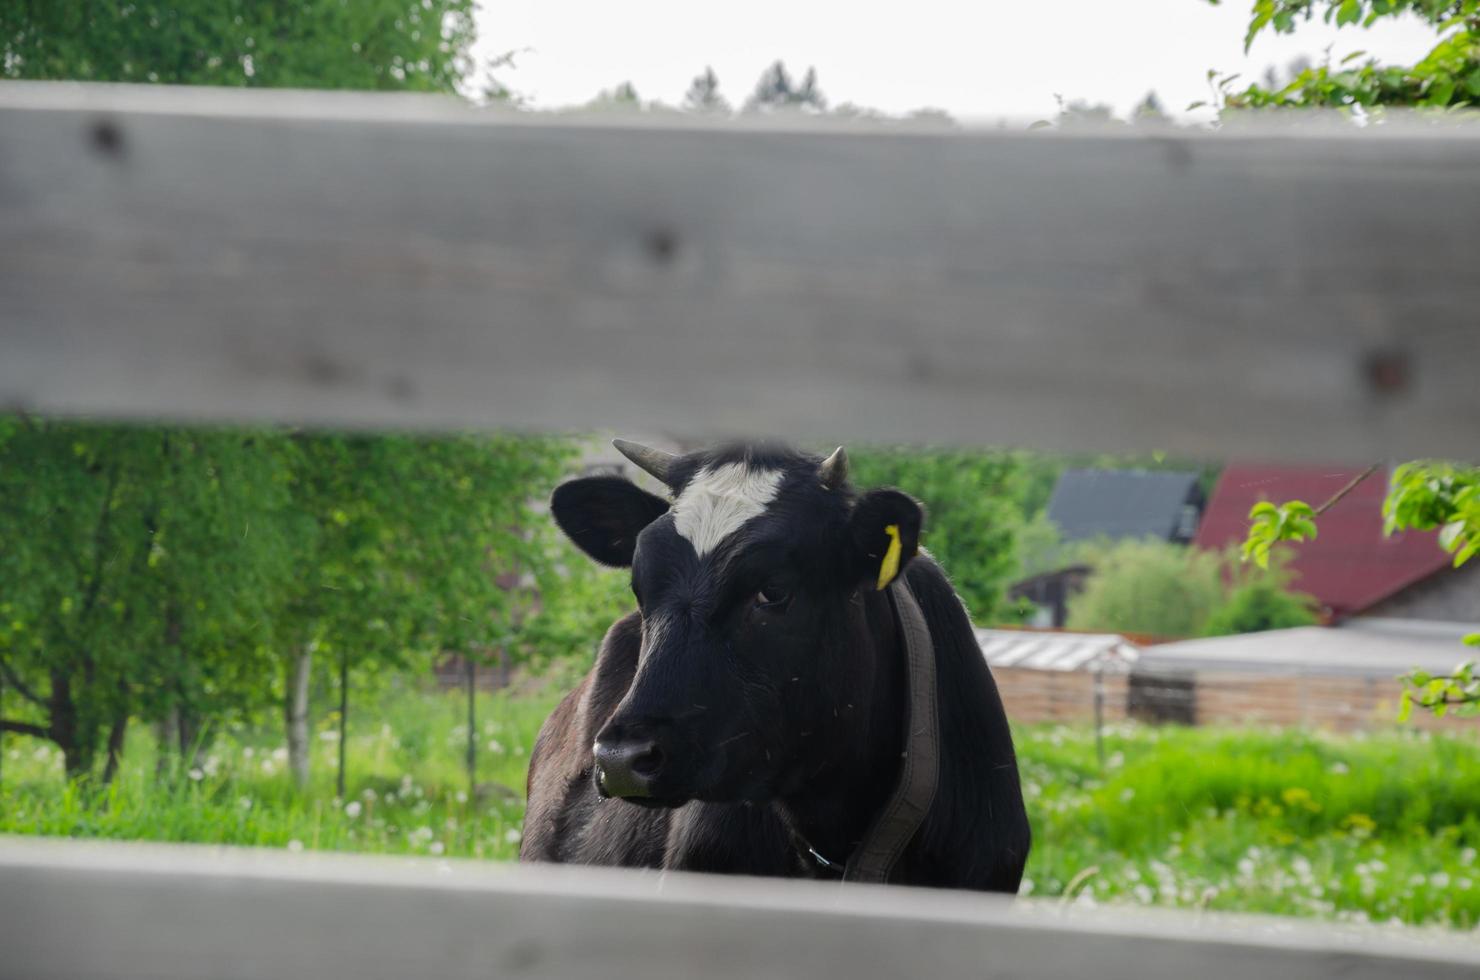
[3,687,1479,928]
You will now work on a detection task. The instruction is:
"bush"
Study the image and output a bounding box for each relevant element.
[1065,538,1225,636]
[1201,569,1318,637]
[1066,538,1317,638]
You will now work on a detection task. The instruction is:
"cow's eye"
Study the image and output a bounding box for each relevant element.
[756,585,791,608]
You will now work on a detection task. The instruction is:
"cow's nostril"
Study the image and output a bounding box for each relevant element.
[629,742,664,778]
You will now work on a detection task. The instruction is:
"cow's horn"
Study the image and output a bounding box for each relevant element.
[819,446,849,489]
[613,438,679,487]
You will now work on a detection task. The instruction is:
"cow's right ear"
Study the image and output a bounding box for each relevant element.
[551,476,671,568]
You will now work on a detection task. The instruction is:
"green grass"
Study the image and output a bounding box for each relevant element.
[3,690,1479,928]
[0,685,563,861]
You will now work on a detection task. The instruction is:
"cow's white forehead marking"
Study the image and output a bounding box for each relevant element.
[673,463,783,558]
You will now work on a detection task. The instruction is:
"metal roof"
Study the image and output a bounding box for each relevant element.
[976,629,1139,672]
[1045,469,1202,544]
[1137,618,1478,678]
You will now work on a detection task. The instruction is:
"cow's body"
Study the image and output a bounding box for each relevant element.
[520,442,1030,892]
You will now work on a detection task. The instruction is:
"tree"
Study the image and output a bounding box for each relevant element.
[744,61,827,112]
[0,420,296,779]
[1065,539,1227,637]
[683,67,731,114]
[267,432,576,790]
[1210,0,1480,111]
[0,1,476,92]
[849,447,1038,623]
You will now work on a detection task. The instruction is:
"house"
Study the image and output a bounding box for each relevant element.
[1194,464,1454,620]
[1045,469,1205,545]
[1009,468,1205,626]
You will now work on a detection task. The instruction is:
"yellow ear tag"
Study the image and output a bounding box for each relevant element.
[876,524,902,591]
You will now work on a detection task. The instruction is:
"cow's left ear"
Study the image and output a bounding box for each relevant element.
[848,489,923,591]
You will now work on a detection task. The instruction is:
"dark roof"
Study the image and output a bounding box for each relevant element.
[1045,469,1202,544]
[1193,464,1451,618]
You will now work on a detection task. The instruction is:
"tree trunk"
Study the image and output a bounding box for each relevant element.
[101,710,128,785]
[336,649,348,800]
[155,703,179,780]
[177,705,205,771]
[285,646,312,790]
[465,656,477,800]
[50,668,88,780]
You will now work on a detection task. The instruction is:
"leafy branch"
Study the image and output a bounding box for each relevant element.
[1399,637,1480,719]
[1240,463,1381,568]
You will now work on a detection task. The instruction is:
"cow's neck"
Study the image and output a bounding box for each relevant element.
[778,587,908,867]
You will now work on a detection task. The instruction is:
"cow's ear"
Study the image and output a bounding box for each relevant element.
[848,489,922,591]
[551,476,670,568]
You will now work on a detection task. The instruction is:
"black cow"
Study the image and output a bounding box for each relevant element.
[520,440,1030,892]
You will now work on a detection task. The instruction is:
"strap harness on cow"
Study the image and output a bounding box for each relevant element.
[790,575,941,885]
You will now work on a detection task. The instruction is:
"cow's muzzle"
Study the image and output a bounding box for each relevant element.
[593,735,666,800]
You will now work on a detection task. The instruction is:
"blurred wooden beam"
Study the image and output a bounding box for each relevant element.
[2,82,1478,460]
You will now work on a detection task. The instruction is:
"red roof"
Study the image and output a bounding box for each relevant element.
[1194,464,1451,619]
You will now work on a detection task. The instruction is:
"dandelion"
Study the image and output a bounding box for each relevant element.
[243,747,255,759]
[429,841,445,856]
[345,801,363,818]
[1133,884,1154,904]
[188,767,204,781]
[361,788,378,802]
[488,740,505,755]
[272,747,288,762]
[239,797,253,811]
[1430,872,1451,889]
[455,791,468,804]
[503,827,522,845]
[287,839,304,853]
[1119,788,1135,803]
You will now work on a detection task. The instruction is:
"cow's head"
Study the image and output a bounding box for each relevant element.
[551,440,922,807]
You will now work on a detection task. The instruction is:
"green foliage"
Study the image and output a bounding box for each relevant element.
[1241,499,1318,568]
[1065,538,1227,637]
[1201,565,1320,636]
[1400,659,1480,719]
[1066,539,1315,638]
[849,447,1046,622]
[0,686,560,859]
[1217,0,1480,111]
[1384,461,1480,567]
[0,417,590,781]
[1023,723,1480,926]
[0,1,476,91]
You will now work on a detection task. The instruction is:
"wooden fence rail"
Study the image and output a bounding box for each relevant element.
[4,81,1480,978]
[2,838,1479,980]
[3,82,1480,460]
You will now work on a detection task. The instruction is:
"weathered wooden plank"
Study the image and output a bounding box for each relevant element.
[2,82,1478,459]
[1,838,1477,980]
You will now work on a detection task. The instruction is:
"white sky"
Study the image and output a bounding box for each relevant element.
[468,1,1438,124]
